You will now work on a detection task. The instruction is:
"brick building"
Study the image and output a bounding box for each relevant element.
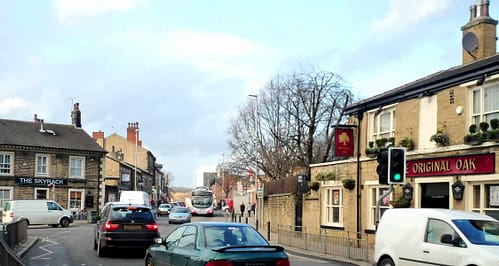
[0,103,106,216]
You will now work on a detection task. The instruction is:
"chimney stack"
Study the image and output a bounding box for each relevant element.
[127,122,142,146]
[71,103,82,128]
[92,131,105,147]
[461,0,497,64]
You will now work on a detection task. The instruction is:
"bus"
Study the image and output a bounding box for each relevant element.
[190,186,214,216]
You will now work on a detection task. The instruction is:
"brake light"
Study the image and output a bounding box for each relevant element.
[104,221,120,231]
[145,222,158,231]
[205,260,233,266]
[276,259,290,266]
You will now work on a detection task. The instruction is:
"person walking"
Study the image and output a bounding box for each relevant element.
[240,203,246,217]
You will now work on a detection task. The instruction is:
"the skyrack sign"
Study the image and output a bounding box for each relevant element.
[407,153,495,177]
[15,176,68,186]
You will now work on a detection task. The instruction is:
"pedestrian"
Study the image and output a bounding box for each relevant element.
[247,203,251,217]
[240,203,245,217]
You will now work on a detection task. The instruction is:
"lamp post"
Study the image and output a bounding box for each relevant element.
[134,129,139,191]
[248,94,259,224]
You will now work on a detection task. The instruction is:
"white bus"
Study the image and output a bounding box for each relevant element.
[190,186,214,216]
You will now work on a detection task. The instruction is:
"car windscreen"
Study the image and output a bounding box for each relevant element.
[204,226,268,247]
[171,207,189,213]
[453,219,499,245]
[109,206,154,221]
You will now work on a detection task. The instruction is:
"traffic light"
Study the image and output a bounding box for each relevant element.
[376,149,388,185]
[388,147,406,184]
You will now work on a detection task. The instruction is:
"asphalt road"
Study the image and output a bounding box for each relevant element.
[21,211,354,266]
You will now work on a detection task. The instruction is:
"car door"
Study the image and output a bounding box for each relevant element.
[170,225,200,266]
[419,218,464,265]
[46,201,63,224]
[160,226,186,265]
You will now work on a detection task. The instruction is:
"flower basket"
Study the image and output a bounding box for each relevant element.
[342,178,355,190]
[390,197,411,208]
[430,130,449,147]
[308,181,320,191]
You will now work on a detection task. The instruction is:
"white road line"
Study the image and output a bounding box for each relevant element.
[30,238,58,260]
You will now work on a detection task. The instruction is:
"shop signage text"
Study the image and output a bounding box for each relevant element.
[15,176,68,186]
[407,153,495,177]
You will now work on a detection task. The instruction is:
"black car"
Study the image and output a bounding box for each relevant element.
[93,202,159,257]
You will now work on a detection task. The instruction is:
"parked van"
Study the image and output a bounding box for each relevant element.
[2,200,73,227]
[119,191,151,208]
[374,208,499,266]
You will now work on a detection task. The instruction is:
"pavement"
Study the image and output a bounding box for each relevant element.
[13,217,372,266]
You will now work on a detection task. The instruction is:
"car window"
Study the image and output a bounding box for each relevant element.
[166,226,186,248]
[177,225,197,249]
[425,218,459,246]
[205,226,267,247]
[47,201,60,211]
[172,207,189,213]
[109,206,154,221]
[454,219,499,245]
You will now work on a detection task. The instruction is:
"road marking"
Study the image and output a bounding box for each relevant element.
[30,238,57,260]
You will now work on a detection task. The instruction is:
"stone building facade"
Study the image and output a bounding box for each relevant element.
[0,103,106,217]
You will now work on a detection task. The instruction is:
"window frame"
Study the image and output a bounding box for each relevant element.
[0,187,13,211]
[321,181,344,227]
[470,80,499,125]
[35,188,50,199]
[367,183,393,230]
[69,156,85,179]
[35,154,49,177]
[470,182,499,220]
[0,152,14,176]
[68,189,84,213]
[367,105,396,144]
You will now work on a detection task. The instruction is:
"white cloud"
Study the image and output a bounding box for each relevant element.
[0,96,29,114]
[370,0,453,33]
[54,0,136,20]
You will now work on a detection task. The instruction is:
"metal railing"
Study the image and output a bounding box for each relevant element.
[1,218,28,266]
[275,224,373,262]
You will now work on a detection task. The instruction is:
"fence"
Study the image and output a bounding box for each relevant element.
[275,224,373,262]
[1,218,28,266]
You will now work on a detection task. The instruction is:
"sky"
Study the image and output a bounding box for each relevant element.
[0,0,488,188]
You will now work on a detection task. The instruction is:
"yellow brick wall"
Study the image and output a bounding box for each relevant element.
[395,99,419,147]
[436,86,467,145]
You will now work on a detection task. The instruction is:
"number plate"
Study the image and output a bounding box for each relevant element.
[124,224,142,230]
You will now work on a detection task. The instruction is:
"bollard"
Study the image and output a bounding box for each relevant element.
[245,216,248,224]
[256,219,259,230]
[238,215,241,223]
[267,221,271,241]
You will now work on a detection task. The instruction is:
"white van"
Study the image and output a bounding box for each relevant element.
[2,200,74,227]
[119,191,151,208]
[374,208,499,266]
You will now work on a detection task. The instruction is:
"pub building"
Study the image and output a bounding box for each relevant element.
[308,0,499,234]
[0,103,106,217]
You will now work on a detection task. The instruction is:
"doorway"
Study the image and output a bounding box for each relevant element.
[420,183,449,209]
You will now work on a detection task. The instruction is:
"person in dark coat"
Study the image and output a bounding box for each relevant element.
[240,203,246,216]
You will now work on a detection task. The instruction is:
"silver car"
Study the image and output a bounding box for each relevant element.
[168,207,191,224]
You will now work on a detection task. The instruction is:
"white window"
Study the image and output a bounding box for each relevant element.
[368,185,392,230]
[0,187,13,210]
[69,156,85,179]
[69,189,84,213]
[0,152,14,175]
[471,183,499,220]
[472,82,499,125]
[36,154,49,176]
[322,186,343,227]
[368,106,396,143]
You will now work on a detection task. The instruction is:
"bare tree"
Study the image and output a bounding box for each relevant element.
[227,67,353,180]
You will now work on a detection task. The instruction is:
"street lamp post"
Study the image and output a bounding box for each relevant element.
[248,94,259,225]
[134,129,139,191]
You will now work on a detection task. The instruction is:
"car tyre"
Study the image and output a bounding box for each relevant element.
[379,257,395,266]
[60,217,70,227]
[146,255,154,266]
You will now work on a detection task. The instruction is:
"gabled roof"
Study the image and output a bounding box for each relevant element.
[0,119,107,154]
[345,54,499,115]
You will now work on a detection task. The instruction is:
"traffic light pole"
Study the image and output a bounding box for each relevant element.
[375,184,394,231]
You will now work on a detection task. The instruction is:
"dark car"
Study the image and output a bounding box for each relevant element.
[144,222,289,266]
[93,202,159,257]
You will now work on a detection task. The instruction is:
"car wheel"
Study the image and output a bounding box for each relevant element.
[97,238,107,257]
[146,255,154,266]
[379,257,395,266]
[168,221,171,224]
[60,217,70,227]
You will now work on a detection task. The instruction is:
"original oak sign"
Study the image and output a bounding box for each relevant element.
[407,153,495,177]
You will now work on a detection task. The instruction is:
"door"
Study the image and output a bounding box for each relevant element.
[419,218,464,265]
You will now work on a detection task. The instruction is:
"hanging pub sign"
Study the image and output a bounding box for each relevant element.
[335,128,354,157]
[407,153,495,177]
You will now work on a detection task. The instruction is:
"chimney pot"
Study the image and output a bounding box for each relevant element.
[470,5,477,21]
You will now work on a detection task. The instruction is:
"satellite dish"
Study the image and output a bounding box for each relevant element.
[462,32,478,53]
